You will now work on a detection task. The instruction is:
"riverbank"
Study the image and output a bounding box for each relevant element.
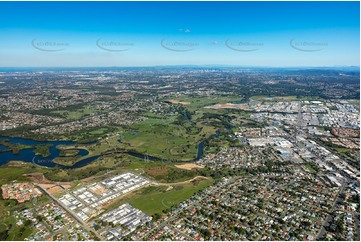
[0,136,88,168]
[0,119,222,170]
[0,138,34,154]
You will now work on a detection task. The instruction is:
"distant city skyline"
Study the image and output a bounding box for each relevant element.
[0,1,359,67]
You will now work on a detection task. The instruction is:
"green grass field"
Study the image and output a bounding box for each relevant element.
[119,178,214,216]
[143,164,198,183]
[121,116,217,161]
[335,147,350,153]
[51,95,237,163]
[304,164,316,173]
[88,128,109,135]
[0,165,41,186]
[67,126,117,143]
[50,106,100,120]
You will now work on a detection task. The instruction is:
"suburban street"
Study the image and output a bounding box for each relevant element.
[35,184,104,240]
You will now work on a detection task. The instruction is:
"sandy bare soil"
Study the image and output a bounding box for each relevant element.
[25,173,72,195]
[89,186,108,195]
[168,99,191,105]
[175,163,204,170]
[38,184,55,189]
[46,186,63,195]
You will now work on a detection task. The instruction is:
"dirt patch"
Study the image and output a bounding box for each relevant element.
[46,186,63,195]
[38,184,55,189]
[37,183,71,195]
[175,163,204,170]
[25,173,72,188]
[25,173,54,184]
[168,99,190,105]
[89,185,107,196]
[145,166,169,178]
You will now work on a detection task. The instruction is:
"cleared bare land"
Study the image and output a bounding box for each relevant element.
[167,99,191,105]
[175,163,203,170]
[89,186,108,196]
[25,173,72,195]
[46,185,64,195]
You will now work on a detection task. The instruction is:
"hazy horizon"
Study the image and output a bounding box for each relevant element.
[0,65,359,69]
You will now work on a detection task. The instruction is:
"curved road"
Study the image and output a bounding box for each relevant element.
[154,176,209,186]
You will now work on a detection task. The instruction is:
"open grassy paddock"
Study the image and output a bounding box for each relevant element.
[50,106,103,120]
[109,177,214,216]
[121,115,217,161]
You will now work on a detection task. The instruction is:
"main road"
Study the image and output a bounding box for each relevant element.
[35,184,104,240]
[316,181,348,240]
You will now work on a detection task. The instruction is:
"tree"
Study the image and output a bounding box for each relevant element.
[36,215,44,222]
[93,223,101,230]
[153,213,161,221]
[201,229,211,238]
[335,219,344,234]
[24,219,32,226]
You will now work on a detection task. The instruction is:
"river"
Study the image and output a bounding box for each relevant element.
[0,136,96,169]
[181,111,193,124]
[0,129,221,169]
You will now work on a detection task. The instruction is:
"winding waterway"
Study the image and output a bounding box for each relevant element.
[0,129,221,169]
[0,136,97,169]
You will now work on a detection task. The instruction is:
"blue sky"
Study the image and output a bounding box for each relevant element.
[0,1,359,67]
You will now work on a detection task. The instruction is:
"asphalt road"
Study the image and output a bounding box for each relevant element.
[316,181,347,240]
[35,184,104,240]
